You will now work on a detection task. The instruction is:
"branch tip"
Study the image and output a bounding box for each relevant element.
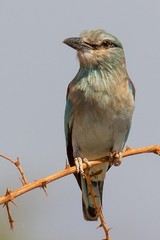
[5,202,15,230]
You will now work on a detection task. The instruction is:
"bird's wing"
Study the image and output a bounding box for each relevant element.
[128,78,136,100]
[122,78,136,148]
[64,87,82,188]
[64,96,73,146]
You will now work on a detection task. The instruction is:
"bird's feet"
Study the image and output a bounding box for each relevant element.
[74,157,91,175]
[109,152,122,166]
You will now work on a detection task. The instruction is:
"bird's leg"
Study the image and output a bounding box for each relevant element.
[109,152,122,166]
[74,157,91,174]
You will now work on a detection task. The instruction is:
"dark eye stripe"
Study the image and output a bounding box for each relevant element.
[102,40,117,48]
[84,40,119,50]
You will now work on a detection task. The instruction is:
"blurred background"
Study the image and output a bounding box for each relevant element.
[0,0,159,239]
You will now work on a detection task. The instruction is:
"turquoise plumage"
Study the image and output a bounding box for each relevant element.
[64,29,135,220]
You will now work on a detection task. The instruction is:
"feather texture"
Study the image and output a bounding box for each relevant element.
[64,29,135,220]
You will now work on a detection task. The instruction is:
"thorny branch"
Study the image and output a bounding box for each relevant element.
[0,154,28,185]
[0,145,160,237]
[4,189,16,230]
[85,169,111,240]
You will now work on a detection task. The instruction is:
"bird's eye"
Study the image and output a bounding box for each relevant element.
[102,40,116,48]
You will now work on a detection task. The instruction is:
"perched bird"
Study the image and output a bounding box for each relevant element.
[64,29,135,221]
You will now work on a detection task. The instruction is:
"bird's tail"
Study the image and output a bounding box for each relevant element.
[81,177,104,221]
[81,163,109,221]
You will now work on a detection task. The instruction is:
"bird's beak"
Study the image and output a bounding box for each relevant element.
[63,37,92,51]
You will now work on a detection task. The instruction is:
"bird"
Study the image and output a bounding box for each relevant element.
[63,29,135,221]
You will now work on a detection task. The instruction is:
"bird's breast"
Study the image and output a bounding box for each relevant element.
[71,89,134,160]
[69,71,135,160]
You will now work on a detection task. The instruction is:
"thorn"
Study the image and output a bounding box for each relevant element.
[5,188,12,196]
[125,145,132,151]
[65,160,70,169]
[15,157,20,167]
[97,223,102,229]
[4,188,17,206]
[41,182,48,196]
[10,199,17,207]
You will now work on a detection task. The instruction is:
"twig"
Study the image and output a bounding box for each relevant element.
[85,169,111,240]
[0,145,159,205]
[0,154,28,185]
[123,145,160,157]
[4,189,15,230]
[5,202,14,230]
[15,157,28,185]
[0,145,159,231]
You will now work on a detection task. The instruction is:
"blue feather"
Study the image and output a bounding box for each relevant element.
[64,29,135,220]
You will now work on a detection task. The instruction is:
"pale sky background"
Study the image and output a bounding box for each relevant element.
[0,1,160,240]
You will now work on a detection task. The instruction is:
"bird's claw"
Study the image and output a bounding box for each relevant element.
[74,157,91,175]
[109,152,122,166]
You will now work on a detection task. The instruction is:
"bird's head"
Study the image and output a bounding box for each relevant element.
[63,29,125,68]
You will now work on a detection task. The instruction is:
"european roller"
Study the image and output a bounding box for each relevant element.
[64,29,135,221]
